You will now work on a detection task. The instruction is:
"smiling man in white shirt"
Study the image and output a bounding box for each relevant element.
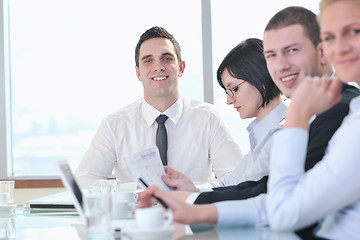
[75,26,242,188]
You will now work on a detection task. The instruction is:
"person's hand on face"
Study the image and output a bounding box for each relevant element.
[285,75,342,129]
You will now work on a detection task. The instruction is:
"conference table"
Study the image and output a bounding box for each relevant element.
[0,206,300,240]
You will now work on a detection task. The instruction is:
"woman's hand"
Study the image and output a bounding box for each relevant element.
[137,186,218,225]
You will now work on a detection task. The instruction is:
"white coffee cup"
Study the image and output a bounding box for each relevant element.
[116,191,135,203]
[0,193,8,205]
[111,191,136,219]
[0,181,15,205]
[112,201,130,219]
[135,207,173,229]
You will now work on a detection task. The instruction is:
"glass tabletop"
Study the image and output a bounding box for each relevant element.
[0,206,300,240]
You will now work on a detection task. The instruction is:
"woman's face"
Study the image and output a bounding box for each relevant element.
[321,0,360,84]
[222,69,263,120]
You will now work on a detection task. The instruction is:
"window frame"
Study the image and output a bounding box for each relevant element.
[0,0,12,180]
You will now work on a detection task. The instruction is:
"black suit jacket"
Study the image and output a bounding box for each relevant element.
[195,84,359,204]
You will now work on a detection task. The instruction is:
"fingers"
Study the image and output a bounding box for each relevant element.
[305,75,322,83]
[137,187,159,208]
[309,75,342,104]
[161,174,173,186]
[285,75,342,129]
[138,186,177,210]
[327,77,342,105]
[137,187,202,225]
[164,166,177,177]
[162,174,180,189]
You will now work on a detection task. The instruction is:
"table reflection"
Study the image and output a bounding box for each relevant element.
[0,207,300,240]
[0,217,16,239]
[182,224,301,240]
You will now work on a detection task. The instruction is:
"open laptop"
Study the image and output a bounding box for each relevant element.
[56,160,86,221]
[56,160,141,234]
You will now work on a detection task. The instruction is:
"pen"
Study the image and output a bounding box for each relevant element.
[139,178,169,209]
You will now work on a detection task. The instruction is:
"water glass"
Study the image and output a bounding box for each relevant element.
[83,192,111,238]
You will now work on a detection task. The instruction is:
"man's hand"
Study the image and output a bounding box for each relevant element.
[162,166,200,192]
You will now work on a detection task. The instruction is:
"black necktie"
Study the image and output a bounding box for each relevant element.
[156,115,168,165]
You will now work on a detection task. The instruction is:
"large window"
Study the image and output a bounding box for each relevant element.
[1,0,320,178]
[2,0,202,177]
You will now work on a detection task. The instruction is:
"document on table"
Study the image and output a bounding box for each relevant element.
[124,146,171,191]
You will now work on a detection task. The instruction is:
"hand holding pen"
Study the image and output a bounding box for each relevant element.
[139,178,169,209]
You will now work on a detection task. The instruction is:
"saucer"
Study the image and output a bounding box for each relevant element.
[0,204,17,214]
[122,225,175,239]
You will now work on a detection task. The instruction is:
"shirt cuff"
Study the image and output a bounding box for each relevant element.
[215,194,268,227]
[195,182,215,192]
[185,193,201,204]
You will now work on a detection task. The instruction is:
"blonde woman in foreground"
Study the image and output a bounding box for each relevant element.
[267,0,360,239]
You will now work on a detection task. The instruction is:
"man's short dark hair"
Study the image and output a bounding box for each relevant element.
[217,38,281,107]
[265,6,321,47]
[135,26,182,67]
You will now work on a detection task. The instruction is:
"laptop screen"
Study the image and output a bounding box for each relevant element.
[56,160,85,220]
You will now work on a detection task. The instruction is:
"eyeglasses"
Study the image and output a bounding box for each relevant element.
[225,81,245,98]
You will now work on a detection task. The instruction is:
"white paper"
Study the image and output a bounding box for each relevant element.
[124,146,171,191]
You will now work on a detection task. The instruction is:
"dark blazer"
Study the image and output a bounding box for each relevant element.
[194,84,359,205]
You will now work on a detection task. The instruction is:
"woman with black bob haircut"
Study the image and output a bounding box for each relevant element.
[217,38,281,109]
[158,38,288,197]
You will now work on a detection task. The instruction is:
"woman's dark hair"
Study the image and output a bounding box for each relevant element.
[217,38,281,107]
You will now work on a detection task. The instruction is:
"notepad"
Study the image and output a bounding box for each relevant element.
[124,146,171,191]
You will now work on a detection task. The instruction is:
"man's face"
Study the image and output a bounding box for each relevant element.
[135,38,184,103]
[263,24,323,98]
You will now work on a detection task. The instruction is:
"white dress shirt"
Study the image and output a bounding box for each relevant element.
[75,96,243,188]
[268,95,360,239]
[185,102,287,204]
[196,101,288,190]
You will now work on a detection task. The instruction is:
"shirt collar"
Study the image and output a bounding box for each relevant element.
[350,96,360,110]
[247,100,288,148]
[350,95,360,112]
[141,96,184,127]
